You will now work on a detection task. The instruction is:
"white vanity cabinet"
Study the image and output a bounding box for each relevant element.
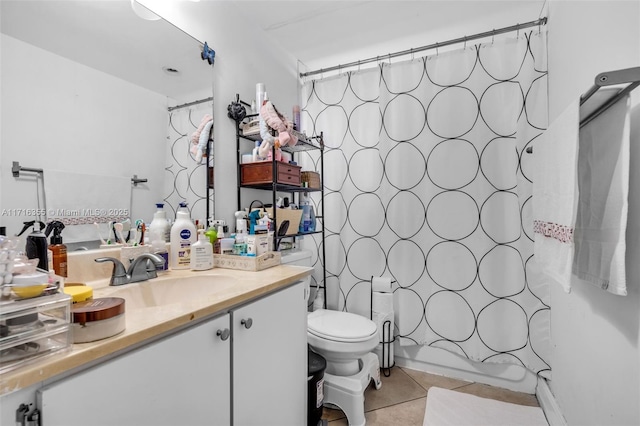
[12,280,308,426]
[38,313,232,426]
[232,280,307,426]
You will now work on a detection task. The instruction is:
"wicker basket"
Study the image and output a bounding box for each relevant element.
[301,171,321,189]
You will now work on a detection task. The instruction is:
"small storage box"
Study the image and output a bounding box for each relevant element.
[301,171,321,189]
[241,161,302,187]
[213,252,281,271]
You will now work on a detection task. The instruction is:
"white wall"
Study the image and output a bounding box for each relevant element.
[1,34,167,244]
[138,1,300,228]
[547,1,640,425]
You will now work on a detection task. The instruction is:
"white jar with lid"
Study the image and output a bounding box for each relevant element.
[71,297,125,343]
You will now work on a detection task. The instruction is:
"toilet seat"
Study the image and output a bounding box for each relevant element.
[308,309,377,343]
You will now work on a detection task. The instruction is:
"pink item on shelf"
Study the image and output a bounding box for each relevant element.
[260,101,298,147]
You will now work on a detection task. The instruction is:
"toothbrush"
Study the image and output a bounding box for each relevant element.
[114,223,125,246]
[94,222,106,245]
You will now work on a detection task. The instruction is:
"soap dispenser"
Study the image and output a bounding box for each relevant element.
[190,229,214,271]
[16,220,48,271]
[170,202,197,270]
[45,221,67,277]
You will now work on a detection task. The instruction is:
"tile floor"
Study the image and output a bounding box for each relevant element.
[322,366,540,425]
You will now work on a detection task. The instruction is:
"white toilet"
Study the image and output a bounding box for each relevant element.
[281,250,382,426]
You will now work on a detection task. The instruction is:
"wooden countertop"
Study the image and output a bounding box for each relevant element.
[0,265,312,396]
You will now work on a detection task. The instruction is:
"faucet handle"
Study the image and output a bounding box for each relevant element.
[95,257,128,286]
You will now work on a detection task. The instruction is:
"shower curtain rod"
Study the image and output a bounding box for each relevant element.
[300,17,547,78]
[168,96,214,112]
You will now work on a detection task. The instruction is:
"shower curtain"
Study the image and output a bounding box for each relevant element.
[164,102,213,222]
[300,31,550,376]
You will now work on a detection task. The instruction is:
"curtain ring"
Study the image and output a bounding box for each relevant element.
[435,42,439,56]
[358,60,361,72]
[492,30,495,44]
[388,53,391,64]
[410,47,414,61]
[517,25,520,38]
[464,36,467,49]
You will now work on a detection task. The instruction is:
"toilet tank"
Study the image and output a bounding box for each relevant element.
[280,250,312,267]
[280,250,313,304]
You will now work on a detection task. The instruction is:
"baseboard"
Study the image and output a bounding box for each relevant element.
[536,377,567,426]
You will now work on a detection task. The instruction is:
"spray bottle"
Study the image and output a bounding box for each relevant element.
[16,221,48,271]
[45,221,67,277]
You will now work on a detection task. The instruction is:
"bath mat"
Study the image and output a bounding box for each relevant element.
[423,387,548,426]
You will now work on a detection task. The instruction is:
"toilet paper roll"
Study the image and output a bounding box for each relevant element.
[372,291,394,318]
[372,276,393,293]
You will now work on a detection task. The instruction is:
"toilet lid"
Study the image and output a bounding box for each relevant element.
[308,309,377,342]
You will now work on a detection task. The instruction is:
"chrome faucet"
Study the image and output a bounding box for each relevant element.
[95,253,165,286]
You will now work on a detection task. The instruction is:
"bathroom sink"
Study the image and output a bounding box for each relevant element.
[96,274,238,310]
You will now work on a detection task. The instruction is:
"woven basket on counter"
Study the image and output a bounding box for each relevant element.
[301,171,321,189]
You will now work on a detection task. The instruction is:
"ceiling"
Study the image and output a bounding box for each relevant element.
[1,1,545,95]
[229,0,546,71]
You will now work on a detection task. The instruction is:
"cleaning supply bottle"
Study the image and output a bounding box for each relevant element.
[170,202,197,270]
[190,229,214,271]
[45,221,67,277]
[252,140,261,162]
[16,221,48,271]
[149,203,171,242]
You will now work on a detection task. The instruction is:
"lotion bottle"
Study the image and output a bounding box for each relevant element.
[190,229,214,271]
[149,203,171,242]
[170,202,197,270]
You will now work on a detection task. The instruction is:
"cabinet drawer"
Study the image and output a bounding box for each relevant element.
[240,161,302,187]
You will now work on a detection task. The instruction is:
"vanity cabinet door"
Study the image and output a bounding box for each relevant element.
[38,313,231,426]
[232,282,307,426]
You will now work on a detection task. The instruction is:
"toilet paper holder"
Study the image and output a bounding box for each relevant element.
[370,276,396,377]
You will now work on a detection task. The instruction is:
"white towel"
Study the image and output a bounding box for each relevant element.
[533,100,580,293]
[44,170,132,243]
[572,89,631,296]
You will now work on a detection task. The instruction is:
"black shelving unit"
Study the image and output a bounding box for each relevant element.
[230,96,327,306]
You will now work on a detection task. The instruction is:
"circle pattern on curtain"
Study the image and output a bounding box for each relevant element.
[301,32,550,377]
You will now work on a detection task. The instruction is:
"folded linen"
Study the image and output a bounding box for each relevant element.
[572,89,631,296]
[533,100,580,293]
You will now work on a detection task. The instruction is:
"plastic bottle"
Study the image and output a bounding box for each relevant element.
[46,221,67,277]
[170,202,197,270]
[149,203,171,242]
[150,230,169,273]
[190,229,214,271]
[252,140,261,162]
[292,105,301,130]
[16,221,48,271]
[299,203,312,233]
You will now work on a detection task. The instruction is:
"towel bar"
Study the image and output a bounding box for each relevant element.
[526,66,639,154]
